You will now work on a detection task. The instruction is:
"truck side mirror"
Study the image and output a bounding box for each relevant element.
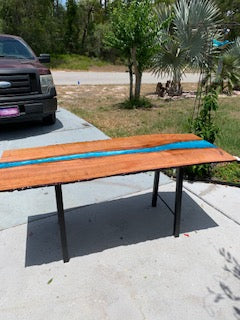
[38,54,50,63]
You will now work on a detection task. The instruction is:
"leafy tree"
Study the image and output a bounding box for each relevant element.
[0,0,66,54]
[106,0,159,101]
[65,0,79,53]
[0,1,3,32]
[215,0,240,40]
[45,0,67,53]
[78,0,104,55]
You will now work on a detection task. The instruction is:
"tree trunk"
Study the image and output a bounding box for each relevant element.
[135,70,142,100]
[128,60,133,100]
[131,46,142,100]
[81,6,93,52]
[168,68,182,96]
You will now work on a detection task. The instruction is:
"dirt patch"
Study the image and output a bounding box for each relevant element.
[56,83,196,138]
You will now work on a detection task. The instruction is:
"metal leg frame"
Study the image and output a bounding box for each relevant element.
[55,185,69,263]
[174,168,183,237]
[152,170,160,207]
[54,167,183,262]
[151,167,184,237]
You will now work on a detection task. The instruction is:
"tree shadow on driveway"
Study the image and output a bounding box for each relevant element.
[205,248,240,320]
[25,191,218,266]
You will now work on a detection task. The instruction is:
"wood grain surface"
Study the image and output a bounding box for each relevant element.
[0,134,235,192]
[0,134,200,162]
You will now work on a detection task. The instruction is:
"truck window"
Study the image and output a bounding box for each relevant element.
[0,38,35,59]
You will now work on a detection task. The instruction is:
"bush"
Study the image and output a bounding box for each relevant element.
[191,89,219,143]
[187,88,219,179]
[119,97,153,109]
[49,54,107,70]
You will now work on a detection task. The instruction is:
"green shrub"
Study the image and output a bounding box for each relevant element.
[49,54,107,70]
[119,97,153,109]
[187,89,219,179]
[191,89,219,143]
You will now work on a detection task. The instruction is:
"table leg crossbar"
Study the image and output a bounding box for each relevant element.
[157,194,175,216]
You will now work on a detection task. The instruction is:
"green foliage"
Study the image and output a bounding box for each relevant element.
[90,23,112,58]
[0,0,108,57]
[191,90,219,143]
[215,0,240,40]
[203,38,240,94]
[78,0,105,56]
[152,0,221,92]
[184,164,212,180]
[0,2,3,33]
[107,0,159,70]
[213,162,240,183]
[65,0,79,53]
[155,0,175,4]
[0,0,66,55]
[49,54,107,70]
[0,0,236,68]
[216,55,240,94]
[119,97,153,109]
[106,0,160,99]
[186,89,220,179]
[215,100,240,156]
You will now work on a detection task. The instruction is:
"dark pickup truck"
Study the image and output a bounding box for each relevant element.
[0,34,57,125]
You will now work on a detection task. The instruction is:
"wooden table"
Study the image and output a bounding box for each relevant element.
[0,134,235,262]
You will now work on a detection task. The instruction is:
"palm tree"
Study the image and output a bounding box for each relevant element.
[152,0,221,95]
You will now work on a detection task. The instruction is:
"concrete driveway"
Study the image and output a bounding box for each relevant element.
[52,70,200,85]
[0,109,239,319]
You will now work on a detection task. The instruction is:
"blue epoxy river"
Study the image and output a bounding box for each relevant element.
[0,140,216,170]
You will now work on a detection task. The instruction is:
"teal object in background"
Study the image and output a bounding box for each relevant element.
[213,39,234,47]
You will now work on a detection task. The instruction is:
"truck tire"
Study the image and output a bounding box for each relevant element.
[43,112,56,125]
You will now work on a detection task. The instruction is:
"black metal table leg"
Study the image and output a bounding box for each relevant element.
[152,170,160,207]
[174,167,183,237]
[55,185,69,263]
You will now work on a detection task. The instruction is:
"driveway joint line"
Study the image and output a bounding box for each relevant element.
[183,184,240,226]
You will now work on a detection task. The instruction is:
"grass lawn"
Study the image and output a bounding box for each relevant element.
[57,83,240,183]
[49,54,125,71]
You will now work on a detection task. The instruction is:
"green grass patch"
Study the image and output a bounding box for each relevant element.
[213,162,240,184]
[215,100,240,156]
[49,54,108,70]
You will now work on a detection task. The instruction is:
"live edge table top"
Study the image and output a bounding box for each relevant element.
[0,133,235,192]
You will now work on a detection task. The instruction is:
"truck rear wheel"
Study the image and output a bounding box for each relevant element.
[43,112,56,125]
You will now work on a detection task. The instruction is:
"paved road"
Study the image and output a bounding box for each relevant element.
[52,70,200,85]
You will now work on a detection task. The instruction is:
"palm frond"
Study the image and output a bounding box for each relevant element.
[152,36,187,79]
[152,0,222,84]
